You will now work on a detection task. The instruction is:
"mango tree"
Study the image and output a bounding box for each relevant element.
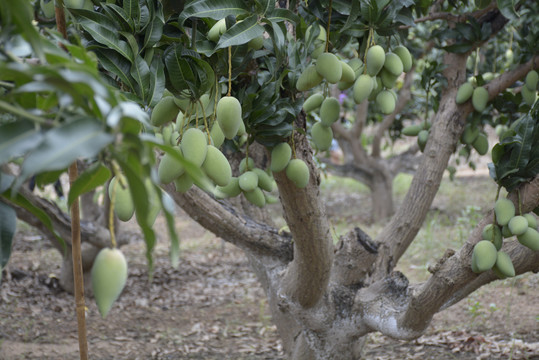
[0,0,538,359]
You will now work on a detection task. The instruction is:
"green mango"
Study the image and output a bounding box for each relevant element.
[494,197,515,226]
[521,86,537,106]
[383,52,404,77]
[461,124,480,145]
[208,18,227,42]
[180,128,208,167]
[456,82,474,104]
[366,45,385,76]
[151,97,180,127]
[517,227,539,251]
[216,96,242,139]
[239,171,259,192]
[270,143,292,173]
[376,90,396,115]
[482,223,503,250]
[472,133,489,155]
[296,64,323,91]
[91,248,128,318]
[380,69,398,89]
[158,147,185,184]
[202,145,232,187]
[393,46,412,72]
[210,122,225,148]
[402,124,423,136]
[320,97,340,126]
[353,74,374,104]
[311,122,333,151]
[316,53,342,84]
[303,93,324,113]
[494,251,515,278]
[173,173,194,193]
[239,157,255,173]
[243,187,266,207]
[508,215,529,236]
[525,70,538,91]
[252,168,274,192]
[417,130,429,152]
[286,159,310,188]
[523,213,537,230]
[472,240,497,272]
[108,176,134,222]
[472,86,489,112]
[339,61,356,83]
[215,177,241,198]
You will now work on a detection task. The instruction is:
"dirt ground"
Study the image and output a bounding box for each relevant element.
[1,176,538,360]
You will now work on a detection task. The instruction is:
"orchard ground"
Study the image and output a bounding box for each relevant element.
[1,171,538,360]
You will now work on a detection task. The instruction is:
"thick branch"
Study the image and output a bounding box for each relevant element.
[274,128,333,308]
[164,184,293,261]
[371,68,415,158]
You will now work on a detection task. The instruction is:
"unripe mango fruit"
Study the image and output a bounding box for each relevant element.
[208,18,227,42]
[215,177,241,198]
[525,70,538,91]
[202,145,232,187]
[180,128,208,167]
[252,168,274,192]
[174,173,194,193]
[303,93,324,113]
[305,24,326,43]
[151,97,180,127]
[494,251,515,278]
[402,124,423,136]
[158,147,185,184]
[239,171,258,192]
[311,122,333,151]
[494,198,515,226]
[108,176,135,222]
[91,248,128,318]
[482,224,503,250]
[456,82,474,104]
[517,227,539,251]
[243,187,266,208]
[210,122,225,148]
[472,86,488,112]
[271,143,292,172]
[417,130,429,152]
[376,90,396,115]
[472,133,488,155]
[340,61,356,83]
[383,53,404,77]
[239,157,255,173]
[316,53,342,84]
[366,45,385,76]
[393,46,412,72]
[353,74,374,104]
[472,240,497,272]
[508,215,528,236]
[216,96,242,139]
[380,69,398,89]
[521,86,537,106]
[286,159,309,188]
[524,213,537,229]
[461,124,479,145]
[320,97,340,126]
[296,64,323,91]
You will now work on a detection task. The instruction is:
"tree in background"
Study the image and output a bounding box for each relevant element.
[1,0,538,359]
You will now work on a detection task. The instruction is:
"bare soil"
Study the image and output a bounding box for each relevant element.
[1,177,538,360]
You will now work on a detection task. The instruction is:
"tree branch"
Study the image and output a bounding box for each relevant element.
[274,126,334,308]
[164,184,294,261]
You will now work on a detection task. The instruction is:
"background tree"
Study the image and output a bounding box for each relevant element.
[1,1,538,359]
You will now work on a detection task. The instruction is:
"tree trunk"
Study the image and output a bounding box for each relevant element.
[370,170,394,220]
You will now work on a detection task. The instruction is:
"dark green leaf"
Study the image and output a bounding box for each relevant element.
[266,8,300,25]
[178,0,249,26]
[94,49,137,92]
[67,163,111,208]
[79,21,134,62]
[143,16,164,50]
[148,56,166,107]
[497,0,518,22]
[130,55,151,102]
[0,201,16,269]
[216,15,265,49]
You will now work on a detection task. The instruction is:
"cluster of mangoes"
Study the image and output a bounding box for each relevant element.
[459,123,489,156]
[91,247,128,318]
[456,80,489,112]
[471,197,539,278]
[401,121,431,152]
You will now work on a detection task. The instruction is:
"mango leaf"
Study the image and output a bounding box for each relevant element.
[0,201,16,269]
[0,120,43,165]
[148,56,166,107]
[93,49,137,92]
[79,20,134,63]
[160,191,180,268]
[70,8,120,33]
[255,0,274,16]
[101,3,135,32]
[266,8,300,25]
[216,15,265,50]
[16,118,113,190]
[68,163,111,208]
[130,55,151,102]
[123,0,141,26]
[143,16,164,50]
[164,44,196,94]
[497,0,518,22]
[178,0,249,26]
